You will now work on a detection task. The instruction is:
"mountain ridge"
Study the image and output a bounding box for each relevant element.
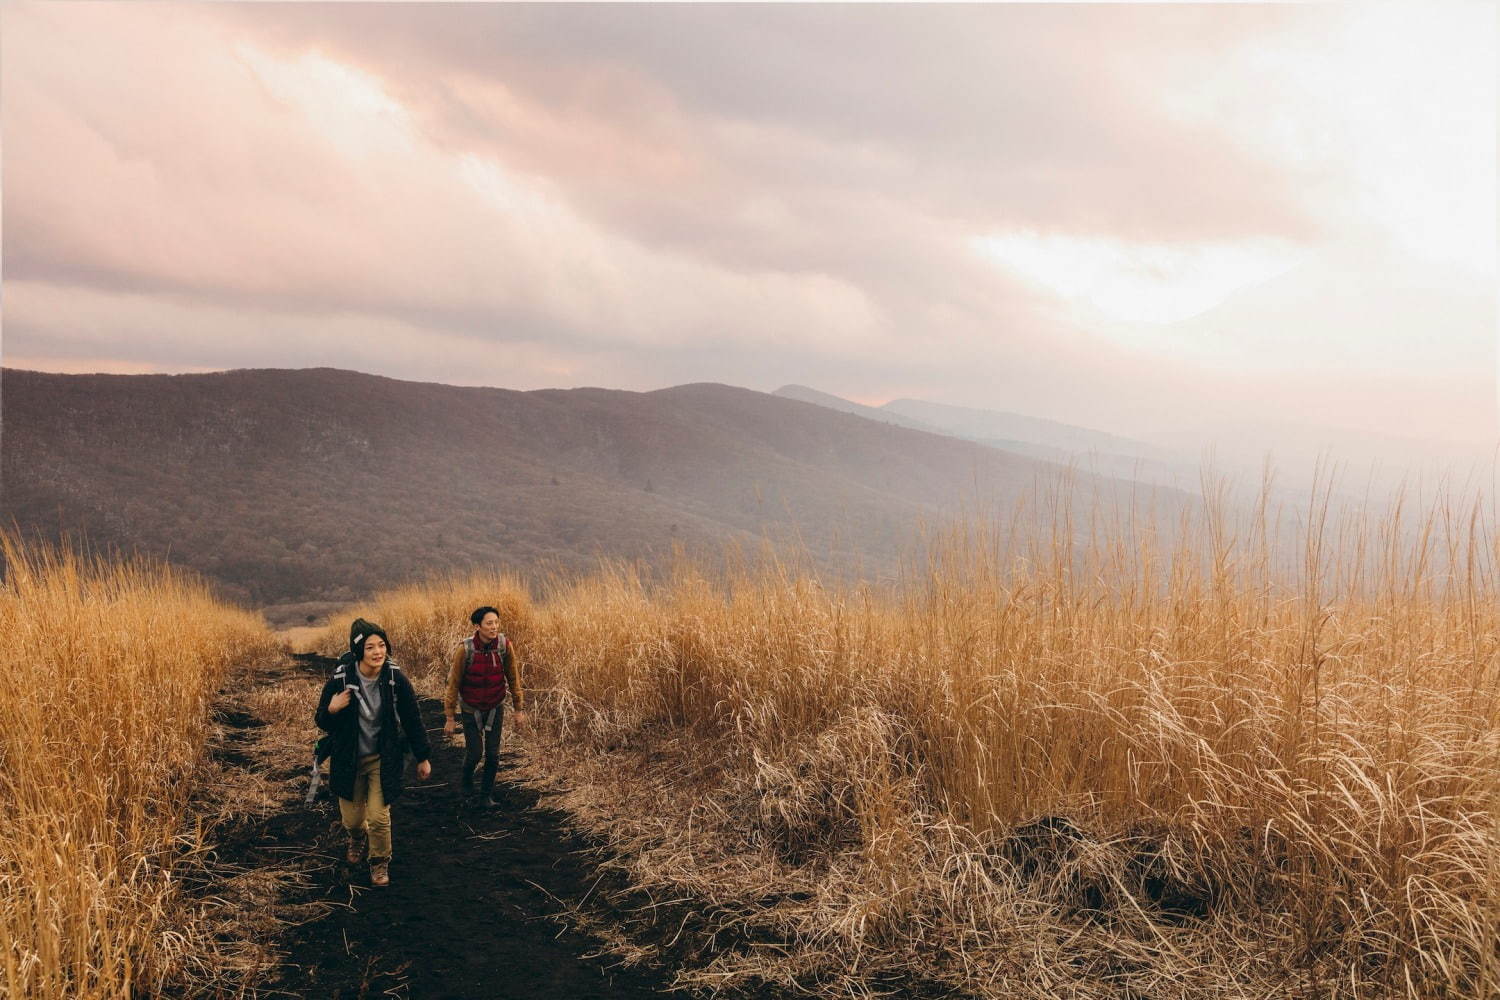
[3,367,1183,608]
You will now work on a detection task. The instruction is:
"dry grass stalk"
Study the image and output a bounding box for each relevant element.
[0,536,276,998]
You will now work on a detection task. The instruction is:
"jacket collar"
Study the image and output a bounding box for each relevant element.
[351,660,397,708]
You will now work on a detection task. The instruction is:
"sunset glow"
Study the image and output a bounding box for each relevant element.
[974,234,1305,325]
[2,1,1493,457]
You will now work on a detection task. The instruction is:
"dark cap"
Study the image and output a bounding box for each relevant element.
[348,617,377,652]
[351,621,391,663]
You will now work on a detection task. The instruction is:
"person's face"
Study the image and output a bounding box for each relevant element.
[361,635,388,669]
[477,613,501,642]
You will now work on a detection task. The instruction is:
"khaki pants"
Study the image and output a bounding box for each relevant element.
[338,753,392,860]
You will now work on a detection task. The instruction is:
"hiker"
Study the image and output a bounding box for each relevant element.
[443,605,526,805]
[306,617,380,805]
[315,621,432,886]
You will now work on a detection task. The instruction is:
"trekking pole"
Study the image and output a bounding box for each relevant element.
[305,746,322,806]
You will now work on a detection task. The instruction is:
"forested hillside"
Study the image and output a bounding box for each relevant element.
[2,368,1172,607]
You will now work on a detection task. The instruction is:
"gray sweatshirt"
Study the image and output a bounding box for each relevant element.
[356,670,385,757]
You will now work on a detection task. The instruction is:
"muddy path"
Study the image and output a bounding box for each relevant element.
[213,653,762,1000]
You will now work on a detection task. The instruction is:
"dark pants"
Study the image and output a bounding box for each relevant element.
[460,707,504,797]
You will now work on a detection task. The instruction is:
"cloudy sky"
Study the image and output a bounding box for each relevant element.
[3,2,1494,461]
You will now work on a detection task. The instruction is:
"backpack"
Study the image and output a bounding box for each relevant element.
[306,652,405,806]
[460,634,509,673]
[308,621,380,805]
[457,634,511,731]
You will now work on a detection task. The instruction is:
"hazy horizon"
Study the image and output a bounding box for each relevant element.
[3,3,1495,467]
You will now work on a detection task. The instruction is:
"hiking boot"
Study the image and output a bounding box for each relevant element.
[370,859,390,887]
[345,829,367,864]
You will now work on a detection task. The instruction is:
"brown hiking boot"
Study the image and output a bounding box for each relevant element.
[345,829,367,864]
[370,859,390,886]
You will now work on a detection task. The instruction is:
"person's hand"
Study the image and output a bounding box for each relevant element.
[416,760,432,780]
[443,717,457,738]
[328,688,352,714]
[511,709,528,734]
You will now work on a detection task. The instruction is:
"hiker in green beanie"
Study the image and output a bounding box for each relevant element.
[315,621,432,886]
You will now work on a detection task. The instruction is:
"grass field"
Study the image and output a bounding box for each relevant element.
[339,484,1500,998]
[6,476,1495,998]
[0,538,275,998]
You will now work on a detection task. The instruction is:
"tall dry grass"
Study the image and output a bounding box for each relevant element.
[0,537,275,998]
[334,480,1500,998]
[312,570,536,695]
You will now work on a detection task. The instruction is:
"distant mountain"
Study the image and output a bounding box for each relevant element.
[3,368,1185,610]
[773,384,940,434]
[775,385,1195,489]
[882,398,1163,459]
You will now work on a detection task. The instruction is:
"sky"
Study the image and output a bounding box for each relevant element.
[3,2,1495,468]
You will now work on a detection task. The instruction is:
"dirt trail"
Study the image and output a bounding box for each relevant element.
[214,653,743,1000]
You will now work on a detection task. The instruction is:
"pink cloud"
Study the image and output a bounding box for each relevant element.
[3,2,1491,461]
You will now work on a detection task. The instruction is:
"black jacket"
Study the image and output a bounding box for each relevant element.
[315,660,431,803]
